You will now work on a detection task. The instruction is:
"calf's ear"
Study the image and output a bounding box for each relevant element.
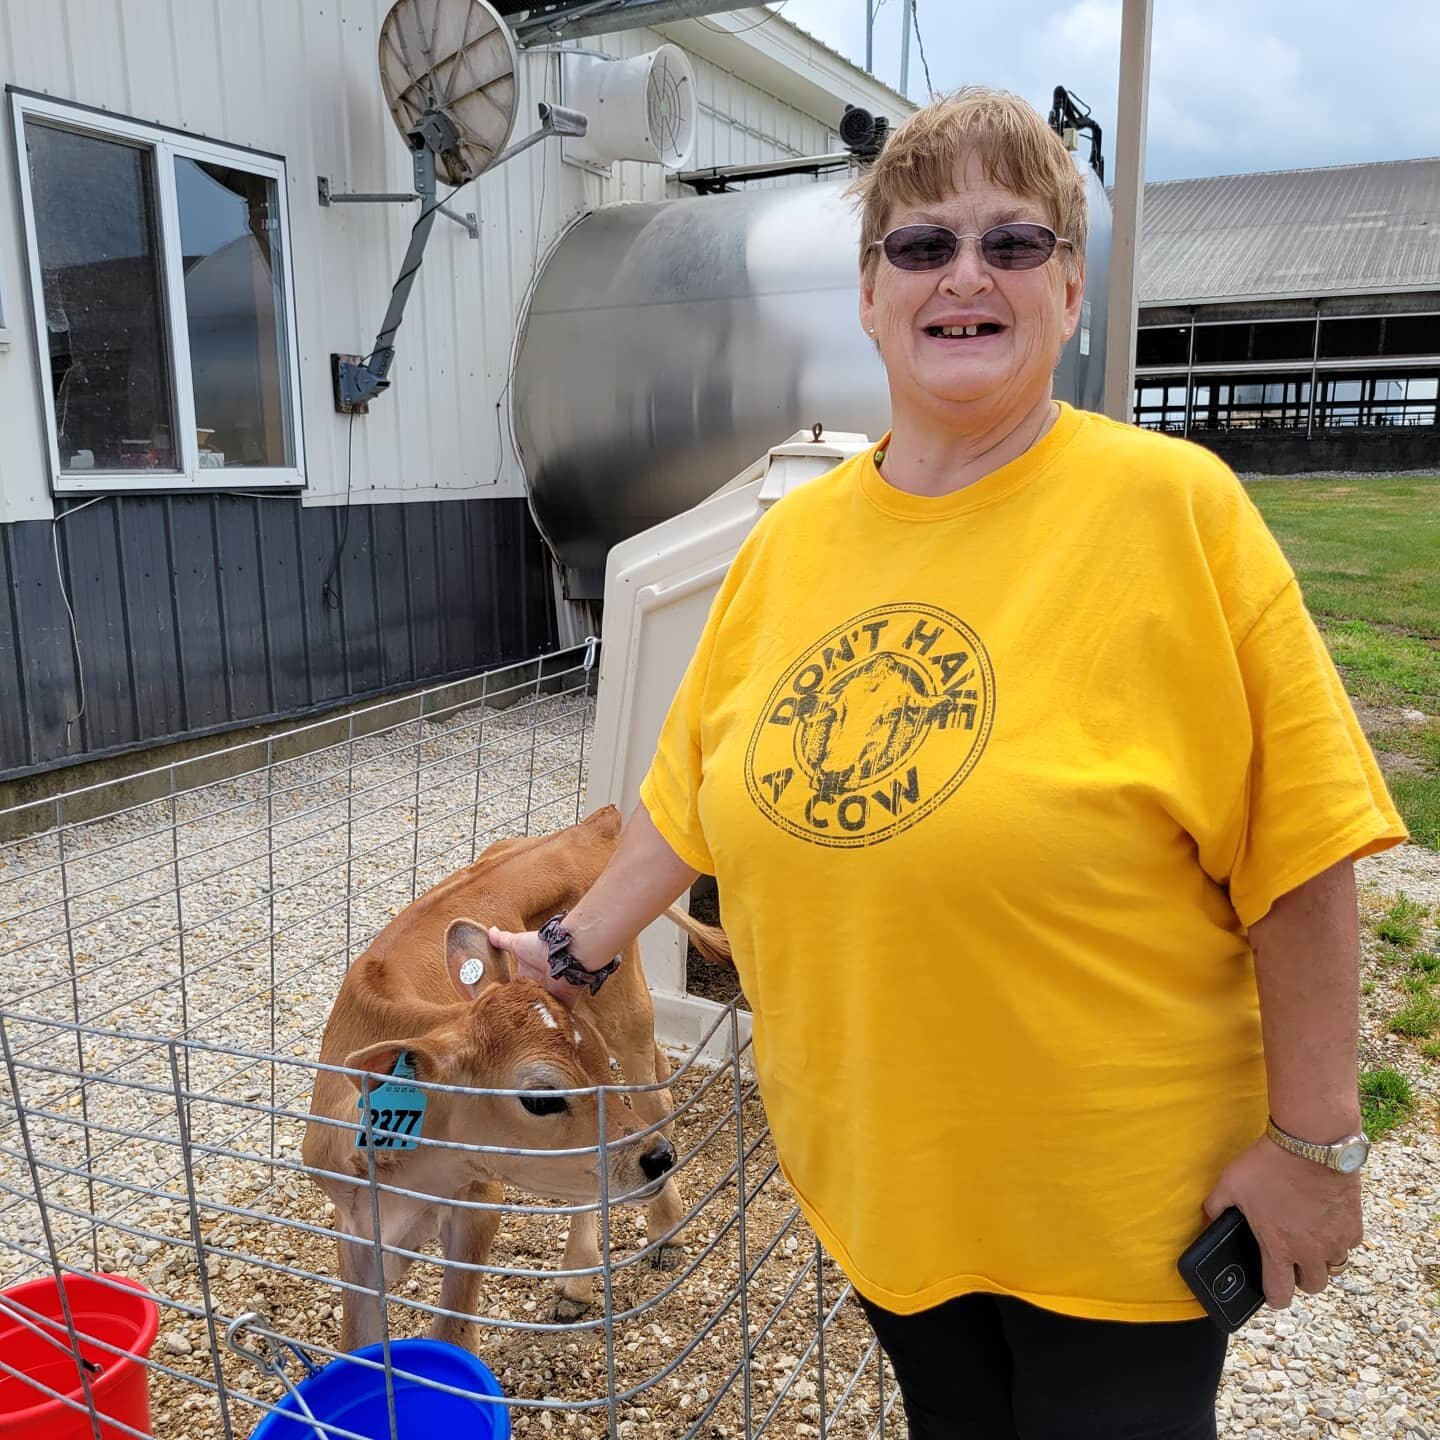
[341,1038,440,1093]
[445,917,515,999]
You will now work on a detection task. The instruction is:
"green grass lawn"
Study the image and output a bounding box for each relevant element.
[1245,478,1440,637]
[1246,474,1440,848]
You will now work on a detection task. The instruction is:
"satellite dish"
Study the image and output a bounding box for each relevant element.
[562,44,698,170]
[379,0,520,186]
[332,0,587,408]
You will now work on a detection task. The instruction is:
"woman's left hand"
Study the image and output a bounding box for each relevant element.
[1202,1136,1363,1309]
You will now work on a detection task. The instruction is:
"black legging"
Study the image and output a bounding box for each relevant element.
[859,1291,1227,1439]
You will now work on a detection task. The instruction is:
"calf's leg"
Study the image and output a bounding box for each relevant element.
[616,1041,686,1268]
[335,1191,436,1351]
[555,1212,599,1322]
[433,1180,504,1349]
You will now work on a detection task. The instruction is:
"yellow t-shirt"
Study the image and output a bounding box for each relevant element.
[640,403,1406,1322]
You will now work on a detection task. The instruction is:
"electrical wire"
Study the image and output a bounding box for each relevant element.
[47,476,302,745]
[321,408,357,610]
[490,50,557,487]
[910,0,936,99]
[696,1,792,36]
[49,496,106,743]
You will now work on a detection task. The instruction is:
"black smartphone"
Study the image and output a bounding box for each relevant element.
[1177,1206,1267,1332]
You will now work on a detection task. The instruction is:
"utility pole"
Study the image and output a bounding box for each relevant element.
[1103,0,1154,423]
[899,0,913,96]
[865,0,875,73]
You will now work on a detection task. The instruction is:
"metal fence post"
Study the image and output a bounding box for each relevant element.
[169,1041,238,1440]
[1,1015,105,1440]
[56,802,98,1270]
[732,1003,753,1439]
[598,1085,620,1440]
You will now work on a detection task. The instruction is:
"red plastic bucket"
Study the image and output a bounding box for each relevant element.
[0,1273,160,1439]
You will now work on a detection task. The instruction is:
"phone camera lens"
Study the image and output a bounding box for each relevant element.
[1214,1264,1245,1301]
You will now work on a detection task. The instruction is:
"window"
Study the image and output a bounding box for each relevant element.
[1319,314,1440,360]
[11,94,303,492]
[1318,317,1382,360]
[1315,372,1440,428]
[1136,324,1190,368]
[1132,376,1188,432]
[1188,373,1312,431]
[1192,320,1314,365]
[1381,315,1440,358]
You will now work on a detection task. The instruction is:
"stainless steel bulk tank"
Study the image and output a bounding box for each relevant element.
[513,165,1111,598]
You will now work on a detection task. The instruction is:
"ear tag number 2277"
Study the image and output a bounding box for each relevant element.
[355,1051,428,1151]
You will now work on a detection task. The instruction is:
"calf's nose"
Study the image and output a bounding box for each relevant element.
[639,1137,675,1181]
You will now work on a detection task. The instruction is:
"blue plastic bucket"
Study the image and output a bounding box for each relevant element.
[247,1339,509,1440]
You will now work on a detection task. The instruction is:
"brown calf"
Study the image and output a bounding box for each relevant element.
[301,806,728,1351]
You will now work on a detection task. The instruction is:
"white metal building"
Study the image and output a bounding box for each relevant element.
[0,2,910,779]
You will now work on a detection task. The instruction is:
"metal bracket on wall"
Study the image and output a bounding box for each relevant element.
[316,175,479,241]
[329,353,370,416]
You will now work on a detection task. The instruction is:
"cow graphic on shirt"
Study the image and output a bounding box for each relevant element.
[745,603,994,847]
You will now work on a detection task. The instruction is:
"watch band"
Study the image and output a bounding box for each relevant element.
[538,914,622,996]
[1265,1117,1369,1172]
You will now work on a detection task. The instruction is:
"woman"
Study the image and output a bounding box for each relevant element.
[490,89,1405,1438]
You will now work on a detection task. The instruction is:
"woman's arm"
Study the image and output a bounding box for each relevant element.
[1251,857,1365,1142]
[488,805,700,1005]
[1204,857,1365,1307]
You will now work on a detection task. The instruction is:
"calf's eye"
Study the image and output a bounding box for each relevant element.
[520,1091,569,1117]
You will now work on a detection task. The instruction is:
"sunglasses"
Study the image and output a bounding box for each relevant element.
[872,222,1073,272]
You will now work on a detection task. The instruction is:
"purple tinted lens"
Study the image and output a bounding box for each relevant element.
[881,222,1060,272]
[882,226,958,271]
[981,223,1058,270]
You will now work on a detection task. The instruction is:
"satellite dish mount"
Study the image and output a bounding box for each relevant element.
[326,0,587,410]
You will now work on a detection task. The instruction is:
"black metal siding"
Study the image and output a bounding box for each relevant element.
[0,494,557,779]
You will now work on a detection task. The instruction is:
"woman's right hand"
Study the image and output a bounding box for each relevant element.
[486,925,582,1006]
[484,807,700,1009]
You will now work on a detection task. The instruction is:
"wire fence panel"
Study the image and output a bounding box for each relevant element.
[0,643,902,1440]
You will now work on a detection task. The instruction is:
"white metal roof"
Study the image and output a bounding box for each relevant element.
[1140,156,1440,306]
[658,5,915,131]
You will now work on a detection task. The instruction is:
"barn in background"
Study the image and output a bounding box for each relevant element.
[1133,157,1440,472]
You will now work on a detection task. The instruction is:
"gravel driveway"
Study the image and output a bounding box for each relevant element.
[1216,843,1440,1440]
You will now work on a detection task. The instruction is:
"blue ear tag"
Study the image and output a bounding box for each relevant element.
[355,1050,428,1151]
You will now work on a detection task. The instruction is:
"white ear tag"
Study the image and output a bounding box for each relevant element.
[459,957,485,986]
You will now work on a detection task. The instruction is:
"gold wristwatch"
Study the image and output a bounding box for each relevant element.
[1265,1117,1370,1174]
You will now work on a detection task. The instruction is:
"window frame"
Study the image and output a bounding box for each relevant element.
[0,228,11,349]
[10,91,306,495]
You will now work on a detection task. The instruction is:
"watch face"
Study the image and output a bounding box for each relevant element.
[1336,1139,1368,1174]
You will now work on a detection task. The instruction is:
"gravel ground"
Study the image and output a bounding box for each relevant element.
[1,680,1436,1439]
[1229,843,1440,1440]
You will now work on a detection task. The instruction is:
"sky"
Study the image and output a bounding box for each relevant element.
[772,0,1440,182]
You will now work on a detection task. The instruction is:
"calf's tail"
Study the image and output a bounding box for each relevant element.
[663,904,732,964]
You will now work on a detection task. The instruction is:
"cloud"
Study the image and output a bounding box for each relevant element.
[1045,0,1121,66]
[775,0,1440,180]
[1146,5,1310,164]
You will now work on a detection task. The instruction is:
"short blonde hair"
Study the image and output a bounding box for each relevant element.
[850,87,1088,278]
